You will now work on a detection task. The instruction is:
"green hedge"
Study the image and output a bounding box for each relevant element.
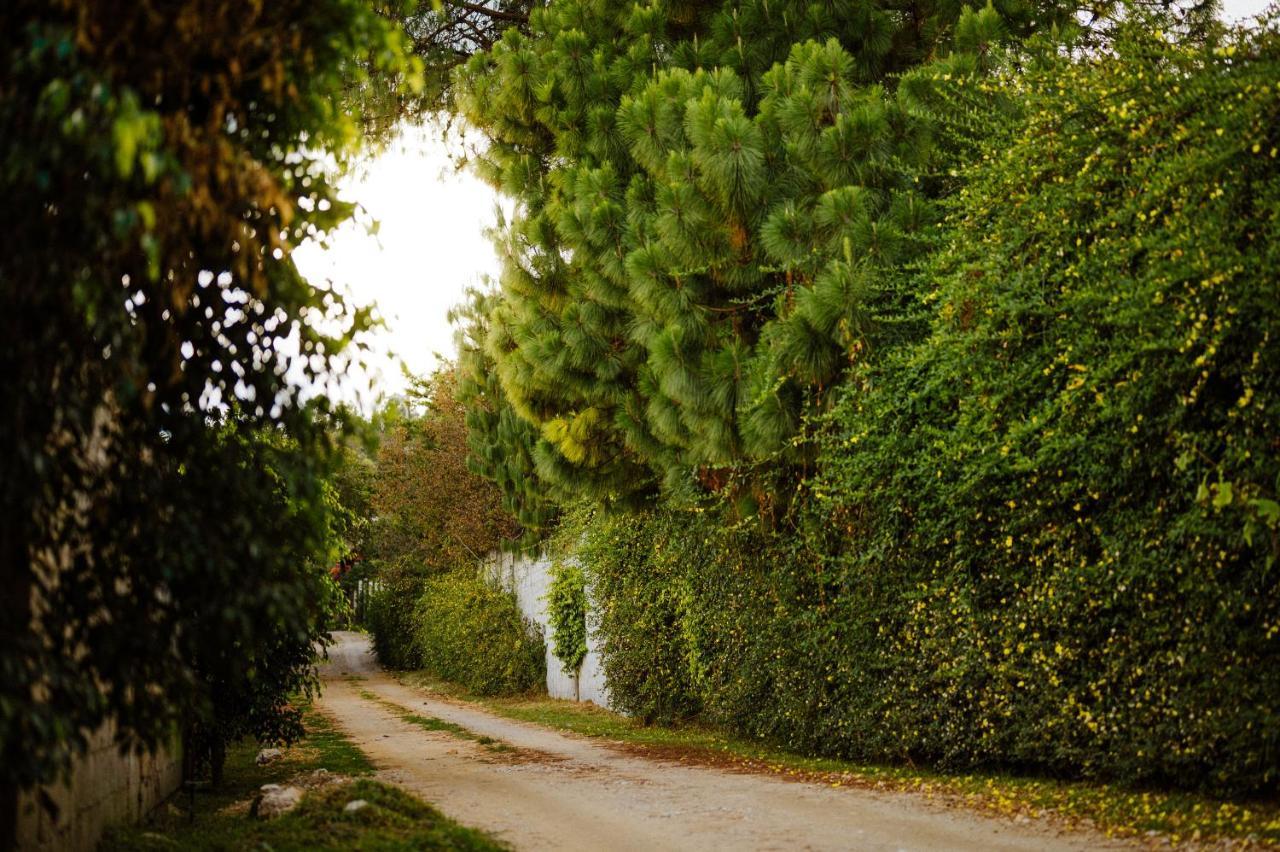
[580,509,852,742]
[414,569,545,696]
[366,575,424,671]
[582,23,1280,795]
[812,22,1280,793]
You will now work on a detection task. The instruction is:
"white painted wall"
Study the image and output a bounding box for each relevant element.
[580,600,609,707]
[484,551,610,709]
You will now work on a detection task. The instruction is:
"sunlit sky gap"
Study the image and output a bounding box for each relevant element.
[292,124,510,412]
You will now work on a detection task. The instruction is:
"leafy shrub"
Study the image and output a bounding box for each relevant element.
[546,561,588,676]
[581,512,719,726]
[366,575,425,671]
[413,570,545,696]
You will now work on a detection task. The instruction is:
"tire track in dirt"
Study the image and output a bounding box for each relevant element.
[315,631,1123,852]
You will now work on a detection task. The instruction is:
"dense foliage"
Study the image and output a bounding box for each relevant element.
[571,20,1280,795]
[413,570,546,695]
[352,365,535,678]
[449,0,1075,514]
[0,0,418,814]
[812,20,1280,793]
[369,369,521,571]
[546,560,589,675]
[335,366,522,653]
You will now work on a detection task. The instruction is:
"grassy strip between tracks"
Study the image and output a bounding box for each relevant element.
[357,687,517,754]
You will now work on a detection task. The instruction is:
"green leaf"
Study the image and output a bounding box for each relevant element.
[136,201,156,232]
[112,114,139,177]
[1250,498,1280,526]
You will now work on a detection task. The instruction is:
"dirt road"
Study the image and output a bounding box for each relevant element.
[316,631,1118,852]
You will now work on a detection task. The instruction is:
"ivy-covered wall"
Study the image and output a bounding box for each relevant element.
[564,22,1280,797]
[576,492,1280,795]
[485,552,610,707]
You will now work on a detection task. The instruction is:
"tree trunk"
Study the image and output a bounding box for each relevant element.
[211,739,226,788]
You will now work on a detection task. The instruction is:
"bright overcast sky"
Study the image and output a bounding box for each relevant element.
[296,0,1271,413]
[293,124,509,412]
[1222,0,1274,19]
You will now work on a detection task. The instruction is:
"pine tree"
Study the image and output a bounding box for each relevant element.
[452,286,561,536]
[450,0,1069,517]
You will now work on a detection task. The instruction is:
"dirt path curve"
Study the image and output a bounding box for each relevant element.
[316,631,1121,852]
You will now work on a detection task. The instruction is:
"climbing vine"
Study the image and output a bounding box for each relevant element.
[546,561,588,676]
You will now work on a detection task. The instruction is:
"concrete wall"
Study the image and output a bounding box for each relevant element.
[9,404,183,850]
[15,720,181,852]
[485,552,610,709]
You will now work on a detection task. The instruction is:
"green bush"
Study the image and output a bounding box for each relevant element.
[366,575,424,671]
[414,570,545,696]
[583,21,1280,795]
[577,512,704,725]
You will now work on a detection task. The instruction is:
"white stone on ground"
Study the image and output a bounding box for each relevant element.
[255,748,283,765]
[254,784,304,819]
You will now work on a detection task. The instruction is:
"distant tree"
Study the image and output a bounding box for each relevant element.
[452,286,559,539]
[0,0,418,835]
[371,366,523,574]
[359,365,525,671]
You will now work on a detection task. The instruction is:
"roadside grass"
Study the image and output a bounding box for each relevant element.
[101,701,505,851]
[357,689,516,754]
[292,702,377,777]
[401,672,1280,848]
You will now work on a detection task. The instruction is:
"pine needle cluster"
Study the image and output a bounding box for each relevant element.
[451,0,1067,518]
